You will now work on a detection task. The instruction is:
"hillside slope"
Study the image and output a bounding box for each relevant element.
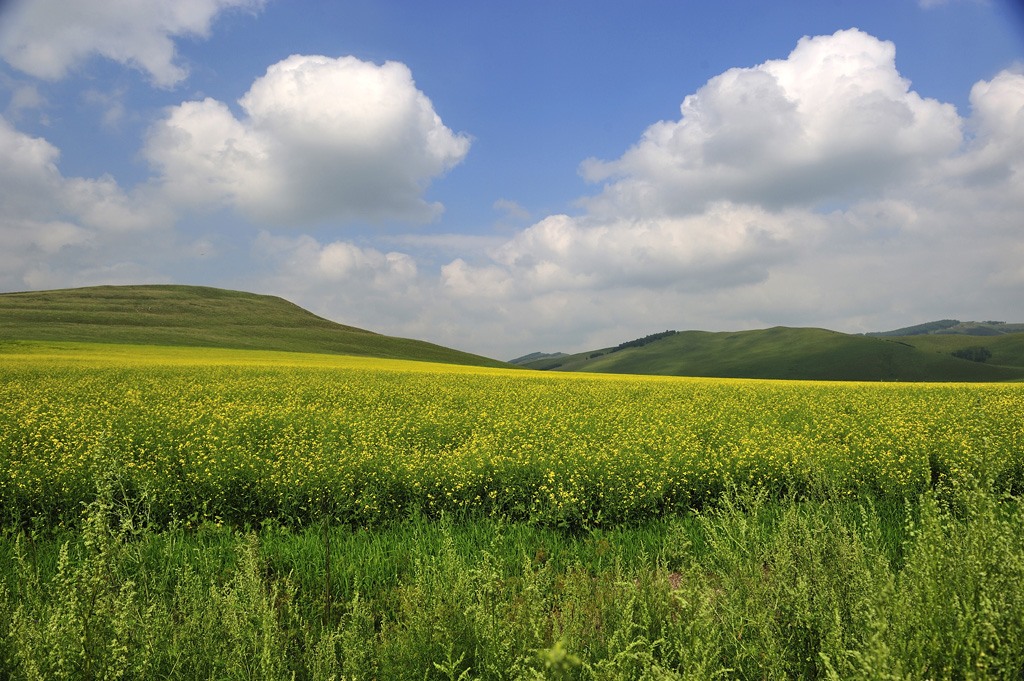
[868,319,1024,337]
[0,285,507,368]
[888,333,1024,370]
[522,327,1024,381]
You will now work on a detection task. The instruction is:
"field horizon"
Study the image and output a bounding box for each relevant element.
[4,283,1024,382]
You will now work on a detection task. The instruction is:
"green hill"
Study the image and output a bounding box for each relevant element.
[887,333,1024,370]
[522,327,1024,381]
[868,320,1024,337]
[0,285,507,368]
[509,351,567,365]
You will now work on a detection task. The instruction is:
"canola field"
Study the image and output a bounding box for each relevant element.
[2,341,1023,529]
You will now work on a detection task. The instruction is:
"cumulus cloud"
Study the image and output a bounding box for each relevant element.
[443,205,810,298]
[0,0,263,87]
[146,55,471,225]
[950,69,1024,195]
[254,232,418,286]
[580,29,961,217]
[0,117,63,219]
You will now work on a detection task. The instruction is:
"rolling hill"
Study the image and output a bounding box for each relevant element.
[867,319,1024,337]
[866,319,1024,372]
[0,284,508,368]
[521,326,1024,382]
[884,332,1024,371]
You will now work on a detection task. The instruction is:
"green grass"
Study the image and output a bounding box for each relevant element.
[2,483,1023,679]
[0,284,508,368]
[525,327,1024,381]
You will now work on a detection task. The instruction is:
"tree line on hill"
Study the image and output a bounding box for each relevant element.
[612,330,678,352]
[952,346,992,363]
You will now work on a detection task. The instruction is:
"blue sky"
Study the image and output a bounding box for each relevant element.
[2,0,1023,360]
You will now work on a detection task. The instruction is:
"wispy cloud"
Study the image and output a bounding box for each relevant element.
[0,0,265,87]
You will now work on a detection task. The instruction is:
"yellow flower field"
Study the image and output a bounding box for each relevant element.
[2,341,1022,528]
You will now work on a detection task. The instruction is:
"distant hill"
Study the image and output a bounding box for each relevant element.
[521,326,1024,382]
[885,332,1024,372]
[0,285,508,368]
[509,351,567,365]
[868,320,1024,337]
[866,320,962,336]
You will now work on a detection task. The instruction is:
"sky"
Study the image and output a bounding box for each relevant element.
[1,0,1023,361]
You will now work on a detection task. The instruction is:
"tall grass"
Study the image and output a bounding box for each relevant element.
[2,481,1022,679]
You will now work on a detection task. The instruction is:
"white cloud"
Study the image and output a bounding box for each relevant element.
[954,68,1024,190]
[442,259,513,300]
[65,176,171,232]
[255,232,418,286]
[146,55,471,225]
[245,232,429,335]
[82,88,128,129]
[146,98,272,209]
[580,29,961,217]
[0,116,168,233]
[493,198,531,220]
[969,69,1024,139]
[0,116,63,219]
[0,116,172,290]
[0,0,264,87]
[5,82,46,117]
[489,205,808,293]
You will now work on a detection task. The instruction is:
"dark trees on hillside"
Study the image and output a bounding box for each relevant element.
[612,330,677,353]
[952,346,992,363]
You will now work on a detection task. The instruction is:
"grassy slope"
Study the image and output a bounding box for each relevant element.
[868,320,1024,337]
[524,327,1024,381]
[0,284,508,368]
[891,332,1024,369]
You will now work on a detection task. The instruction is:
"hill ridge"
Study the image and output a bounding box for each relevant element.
[867,319,1024,337]
[521,325,1024,382]
[0,284,507,368]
